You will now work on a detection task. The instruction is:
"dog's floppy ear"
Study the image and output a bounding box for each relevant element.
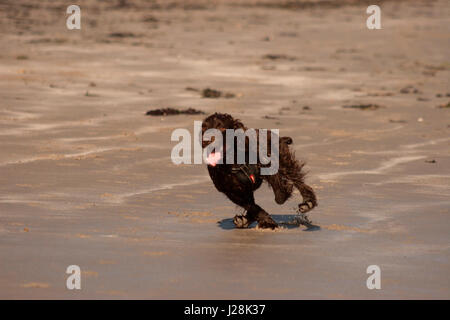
[232,118,245,130]
[214,117,228,132]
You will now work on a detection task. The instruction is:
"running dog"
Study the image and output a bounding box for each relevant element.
[201,113,317,229]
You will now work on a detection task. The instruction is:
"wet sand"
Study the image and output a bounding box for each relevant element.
[0,0,449,299]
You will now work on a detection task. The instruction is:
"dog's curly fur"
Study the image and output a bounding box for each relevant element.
[202,113,317,229]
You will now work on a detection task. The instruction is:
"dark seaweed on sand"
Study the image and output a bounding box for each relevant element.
[146,108,205,116]
[202,88,235,99]
[185,87,236,98]
[343,104,382,110]
[109,32,136,38]
[263,54,297,61]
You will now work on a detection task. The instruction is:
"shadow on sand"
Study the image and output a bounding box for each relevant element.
[218,214,321,231]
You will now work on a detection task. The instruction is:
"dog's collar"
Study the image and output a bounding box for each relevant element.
[231,164,259,185]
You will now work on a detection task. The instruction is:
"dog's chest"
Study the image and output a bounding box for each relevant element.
[207,165,261,193]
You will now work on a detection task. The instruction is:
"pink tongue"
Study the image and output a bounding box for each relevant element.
[206,152,221,166]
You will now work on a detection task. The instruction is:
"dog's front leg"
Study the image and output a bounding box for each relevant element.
[247,204,278,229]
[233,204,278,229]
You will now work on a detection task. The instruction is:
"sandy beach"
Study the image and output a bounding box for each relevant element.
[0,0,449,299]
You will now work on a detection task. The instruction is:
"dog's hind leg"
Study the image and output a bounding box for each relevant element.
[281,149,317,214]
[295,182,317,213]
[266,174,293,205]
[263,135,297,205]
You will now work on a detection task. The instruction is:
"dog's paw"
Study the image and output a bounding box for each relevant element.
[257,216,278,230]
[298,200,315,213]
[233,215,250,228]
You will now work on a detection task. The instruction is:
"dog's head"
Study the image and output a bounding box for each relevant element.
[201,113,245,149]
